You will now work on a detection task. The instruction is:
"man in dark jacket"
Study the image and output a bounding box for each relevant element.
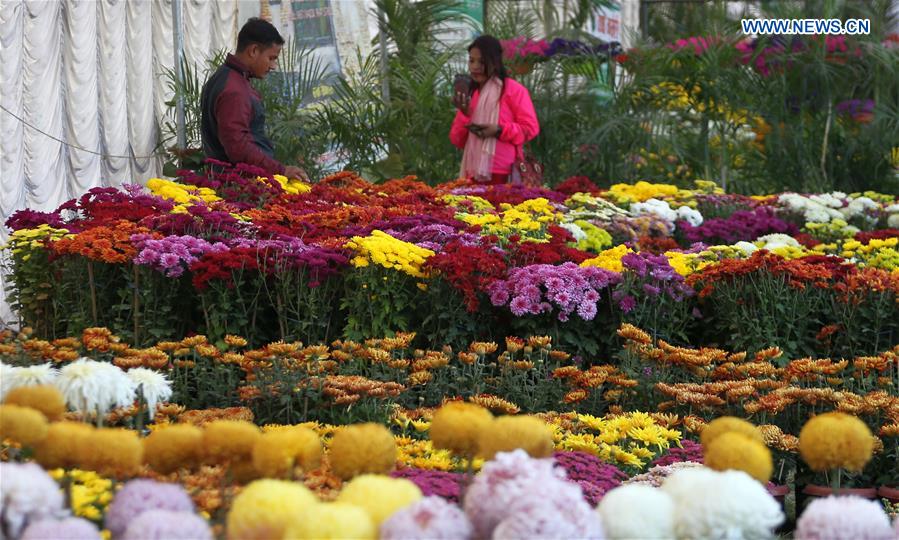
[201,18,307,180]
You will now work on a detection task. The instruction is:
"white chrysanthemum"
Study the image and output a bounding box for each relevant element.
[662,467,783,540]
[1,362,60,400]
[631,199,678,224]
[125,368,172,419]
[676,206,703,227]
[0,462,65,539]
[733,241,759,256]
[884,203,899,214]
[756,233,800,250]
[559,222,587,242]
[54,358,135,417]
[843,196,879,218]
[810,193,844,209]
[597,484,675,539]
[888,214,899,229]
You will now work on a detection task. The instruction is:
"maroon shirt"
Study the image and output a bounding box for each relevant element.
[200,54,285,174]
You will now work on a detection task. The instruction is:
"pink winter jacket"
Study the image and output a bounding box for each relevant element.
[449,78,540,175]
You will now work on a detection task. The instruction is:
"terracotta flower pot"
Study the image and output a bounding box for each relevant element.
[801,484,877,498]
[877,485,899,502]
[766,483,791,499]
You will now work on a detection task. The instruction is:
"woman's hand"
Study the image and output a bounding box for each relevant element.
[472,123,501,139]
[453,90,471,117]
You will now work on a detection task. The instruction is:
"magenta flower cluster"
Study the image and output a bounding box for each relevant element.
[487,262,622,321]
[132,234,229,277]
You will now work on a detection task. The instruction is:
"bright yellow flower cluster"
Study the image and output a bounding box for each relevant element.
[146,178,220,206]
[395,436,483,471]
[48,468,113,522]
[662,251,714,276]
[848,191,896,204]
[841,238,899,271]
[605,181,681,204]
[345,230,434,278]
[4,225,71,259]
[641,83,754,126]
[552,412,681,469]
[581,244,633,272]
[269,174,311,195]
[458,198,559,241]
[441,194,495,212]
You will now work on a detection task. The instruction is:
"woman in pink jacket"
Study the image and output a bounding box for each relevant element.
[450,35,540,185]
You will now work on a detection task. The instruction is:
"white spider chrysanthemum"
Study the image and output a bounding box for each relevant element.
[54,358,136,418]
[126,368,172,419]
[733,241,759,256]
[755,233,800,250]
[559,222,587,241]
[0,362,60,400]
[676,205,703,227]
[662,467,784,540]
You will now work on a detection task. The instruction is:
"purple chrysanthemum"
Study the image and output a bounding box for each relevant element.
[20,518,101,540]
[105,480,195,537]
[380,496,473,540]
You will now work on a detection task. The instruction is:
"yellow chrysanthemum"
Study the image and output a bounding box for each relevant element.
[580,244,633,272]
[335,475,422,526]
[202,420,261,465]
[699,416,764,448]
[226,479,318,540]
[35,421,95,469]
[252,426,322,478]
[329,423,397,480]
[285,503,375,539]
[80,428,144,478]
[3,385,67,421]
[0,404,48,446]
[704,431,773,483]
[477,415,554,459]
[344,230,434,277]
[143,424,204,474]
[799,412,874,472]
[429,402,493,457]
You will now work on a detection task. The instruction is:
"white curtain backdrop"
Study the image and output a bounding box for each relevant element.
[0,0,238,324]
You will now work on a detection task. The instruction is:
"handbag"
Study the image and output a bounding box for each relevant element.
[510,145,544,187]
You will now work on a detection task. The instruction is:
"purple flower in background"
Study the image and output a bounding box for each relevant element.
[679,207,797,245]
[650,440,704,468]
[391,468,464,502]
[553,451,628,505]
[618,295,636,312]
[132,234,229,277]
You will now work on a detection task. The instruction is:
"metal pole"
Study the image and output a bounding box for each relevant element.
[171,0,186,151]
[378,7,390,103]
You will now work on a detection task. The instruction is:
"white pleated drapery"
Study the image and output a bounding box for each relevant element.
[0,0,239,324]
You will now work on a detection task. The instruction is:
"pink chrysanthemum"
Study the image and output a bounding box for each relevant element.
[380,496,473,540]
[795,496,893,540]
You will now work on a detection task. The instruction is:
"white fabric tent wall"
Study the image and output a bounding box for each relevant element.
[0,0,239,326]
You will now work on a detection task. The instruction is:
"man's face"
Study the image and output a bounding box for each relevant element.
[248,43,282,78]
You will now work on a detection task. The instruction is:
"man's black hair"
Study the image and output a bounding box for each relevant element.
[236,18,285,52]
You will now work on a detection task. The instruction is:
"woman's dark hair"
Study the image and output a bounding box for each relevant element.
[237,18,285,52]
[468,34,507,84]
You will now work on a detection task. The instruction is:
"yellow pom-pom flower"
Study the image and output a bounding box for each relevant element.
[336,475,422,525]
[252,426,322,478]
[699,416,764,448]
[0,404,48,446]
[202,420,261,465]
[34,421,95,469]
[703,431,773,483]
[477,415,554,459]
[80,428,144,478]
[143,424,204,474]
[429,402,493,457]
[344,230,434,278]
[329,423,397,480]
[284,503,375,539]
[4,385,66,421]
[227,479,318,540]
[799,412,874,472]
